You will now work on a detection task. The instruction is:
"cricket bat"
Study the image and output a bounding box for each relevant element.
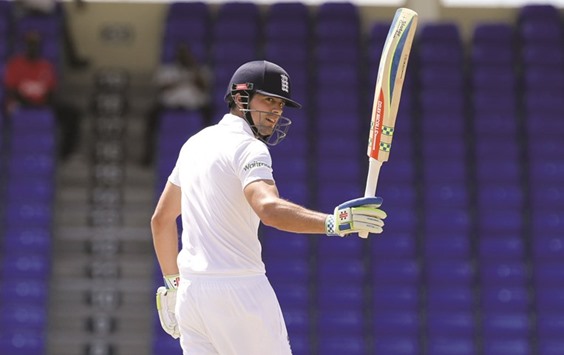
[360,8,418,238]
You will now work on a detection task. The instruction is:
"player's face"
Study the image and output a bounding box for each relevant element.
[249,94,286,136]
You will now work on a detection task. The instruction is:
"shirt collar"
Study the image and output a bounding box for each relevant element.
[219,113,254,138]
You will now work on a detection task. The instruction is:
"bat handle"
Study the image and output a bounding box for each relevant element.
[359,158,383,239]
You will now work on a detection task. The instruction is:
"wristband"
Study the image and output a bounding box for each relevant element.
[163,274,180,290]
[325,214,339,237]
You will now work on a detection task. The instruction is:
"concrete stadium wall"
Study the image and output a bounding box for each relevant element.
[62,0,527,75]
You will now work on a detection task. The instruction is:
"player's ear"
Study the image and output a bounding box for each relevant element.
[233,93,244,109]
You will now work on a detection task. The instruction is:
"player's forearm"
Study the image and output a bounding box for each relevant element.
[260,198,328,234]
[151,219,180,276]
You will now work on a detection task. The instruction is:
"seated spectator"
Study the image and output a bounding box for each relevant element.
[142,42,211,166]
[3,31,82,160]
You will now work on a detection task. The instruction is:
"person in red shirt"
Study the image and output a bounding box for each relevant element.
[4,31,81,160]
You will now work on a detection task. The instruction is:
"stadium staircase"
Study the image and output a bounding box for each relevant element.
[47,67,157,355]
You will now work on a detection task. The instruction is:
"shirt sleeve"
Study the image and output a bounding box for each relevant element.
[235,140,274,189]
[168,165,181,186]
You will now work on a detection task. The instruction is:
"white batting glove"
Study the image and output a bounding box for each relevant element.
[156,274,180,339]
[325,197,386,237]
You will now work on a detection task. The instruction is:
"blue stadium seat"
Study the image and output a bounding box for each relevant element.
[370,232,417,258]
[535,287,564,314]
[479,237,525,261]
[373,284,420,312]
[373,336,420,355]
[266,259,310,284]
[317,308,364,336]
[3,201,53,229]
[482,337,532,355]
[1,254,51,280]
[0,328,45,355]
[477,184,524,209]
[0,279,49,306]
[0,304,47,330]
[317,284,364,310]
[426,337,476,355]
[481,286,530,313]
[273,283,309,309]
[426,286,474,312]
[317,259,366,284]
[317,334,366,355]
[261,232,310,258]
[426,311,476,338]
[283,307,310,334]
[317,237,364,258]
[532,233,564,261]
[426,259,474,286]
[424,233,471,260]
[2,227,52,254]
[373,310,420,337]
[482,313,530,338]
[424,182,469,208]
[480,261,528,286]
[372,259,420,285]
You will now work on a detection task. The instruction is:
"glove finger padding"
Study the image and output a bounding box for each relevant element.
[156,287,180,339]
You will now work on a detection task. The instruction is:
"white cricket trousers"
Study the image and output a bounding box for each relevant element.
[176,274,292,355]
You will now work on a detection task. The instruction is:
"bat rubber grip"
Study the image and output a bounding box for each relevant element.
[360,159,383,239]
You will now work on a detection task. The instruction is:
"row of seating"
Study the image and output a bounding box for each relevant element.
[0,108,56,354]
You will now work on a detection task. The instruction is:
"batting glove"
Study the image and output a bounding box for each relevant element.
[325,197,386,237]
[156,274,180,339]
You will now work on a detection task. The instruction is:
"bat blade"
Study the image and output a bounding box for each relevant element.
[360,8,418,238]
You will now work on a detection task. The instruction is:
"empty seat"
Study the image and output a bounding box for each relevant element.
[532,234,564,260]
[2,227,52,254]
[479,237,524,261]
[317,237,364,258]
[480,261,528,286]
[373,310,420,336]
[481,286,530,313]
[370,232,416,258]
[3,201,53,228]
[483,337,532,355]
[317,259,366,284]
[317,285,364,310]
[426,337,476,355]
[261,233,310,258]
[373,336,419,354]
[536,314,564,338]
[1,254,51,280]
[372,259,420,285]
[316,334,366,355]
[426,259,474,286]
[426,311,476,337]
[0,304,47,330]
[0,328,45,355]
[533,260,564,287]
[535,287,564,313]
[482,313,530,338]
[427,286,474,312]
[317,308,364,335]
[274,283,309,309]
[283,307,310,334]
[0,279,48,306]
[373,284,420,312]
[424,233,471,260]
[424,182,469,208]
[266,259,309,284]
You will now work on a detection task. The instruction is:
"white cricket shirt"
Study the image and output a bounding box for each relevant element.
[169,114,274,276]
